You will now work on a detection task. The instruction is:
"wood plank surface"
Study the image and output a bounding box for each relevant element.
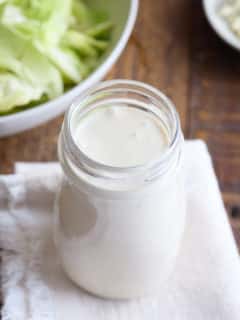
[0,0,240,250]
[188,2,240,246]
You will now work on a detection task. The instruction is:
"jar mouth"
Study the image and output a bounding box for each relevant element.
[61,80,183,181]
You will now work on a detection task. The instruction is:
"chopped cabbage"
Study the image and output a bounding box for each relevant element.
[0,0,112,114]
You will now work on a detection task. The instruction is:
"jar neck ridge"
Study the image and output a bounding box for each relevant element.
[59,80,184,189]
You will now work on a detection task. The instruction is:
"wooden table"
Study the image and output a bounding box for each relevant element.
[0,0,240,248]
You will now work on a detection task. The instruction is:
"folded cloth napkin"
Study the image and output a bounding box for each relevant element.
[0,140,240,320]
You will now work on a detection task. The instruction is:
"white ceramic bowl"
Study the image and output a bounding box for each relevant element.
[0,0,138,137]
[203,0,240,51]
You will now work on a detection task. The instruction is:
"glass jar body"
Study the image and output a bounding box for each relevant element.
[55,148,185,299]
[55,80,186,299]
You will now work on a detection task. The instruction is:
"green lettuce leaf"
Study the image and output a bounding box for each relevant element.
[46,46,90,83]
[0,72,44,111]
[0,24,63,110]
[0,0,112,114]
[0,0,72,46]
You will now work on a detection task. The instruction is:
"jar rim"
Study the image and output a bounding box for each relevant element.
[61,79,183,182]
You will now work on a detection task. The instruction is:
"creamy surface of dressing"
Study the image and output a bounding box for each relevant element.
[74,106,169,167]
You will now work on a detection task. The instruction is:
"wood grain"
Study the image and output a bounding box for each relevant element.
[0,0,239,248]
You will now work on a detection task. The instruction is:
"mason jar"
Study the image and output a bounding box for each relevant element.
[55,80,186,299]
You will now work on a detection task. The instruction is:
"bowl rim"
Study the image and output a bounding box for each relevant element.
[0,0,139,123]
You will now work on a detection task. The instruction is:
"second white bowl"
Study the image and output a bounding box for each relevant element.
[203,0,240,51]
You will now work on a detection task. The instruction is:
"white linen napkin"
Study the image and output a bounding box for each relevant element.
[0,140,240,320]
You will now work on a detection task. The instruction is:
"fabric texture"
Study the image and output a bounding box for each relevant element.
[0,140,240,320]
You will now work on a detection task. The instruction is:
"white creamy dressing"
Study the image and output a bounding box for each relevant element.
[56,103,185,299]
[74,106,169,167]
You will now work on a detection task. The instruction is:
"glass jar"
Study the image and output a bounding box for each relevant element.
[55,80,186,299]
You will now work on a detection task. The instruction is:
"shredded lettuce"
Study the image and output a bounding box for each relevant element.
[0,0,112,115]
[0,25,63,102]
[46,46,89,83]
[0,73,44,112]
